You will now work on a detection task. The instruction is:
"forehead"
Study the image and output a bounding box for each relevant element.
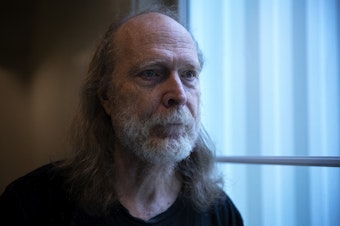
[114,13,199,66]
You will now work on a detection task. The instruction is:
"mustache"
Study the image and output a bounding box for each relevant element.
[145,108,196,127]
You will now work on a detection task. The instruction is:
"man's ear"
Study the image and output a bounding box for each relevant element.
[98,89,111,115]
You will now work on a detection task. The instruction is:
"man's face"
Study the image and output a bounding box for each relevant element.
[102,13,202,165]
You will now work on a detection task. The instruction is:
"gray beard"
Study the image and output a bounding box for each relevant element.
[112,107,200,165]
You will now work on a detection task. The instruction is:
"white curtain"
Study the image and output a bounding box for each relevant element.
[189,0,340,225]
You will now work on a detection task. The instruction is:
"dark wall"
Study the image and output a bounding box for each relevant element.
[0,0,178,193]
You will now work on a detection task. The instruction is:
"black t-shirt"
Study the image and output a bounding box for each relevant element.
[0,163,243,225]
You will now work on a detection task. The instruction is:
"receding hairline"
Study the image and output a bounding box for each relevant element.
[120,11,182,29]
[114,10,191,44]
[114,12,195,49]
[109,10,204,68]
[117,6,181,29]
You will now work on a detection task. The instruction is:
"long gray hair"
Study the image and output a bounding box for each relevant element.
[60,6,224,216]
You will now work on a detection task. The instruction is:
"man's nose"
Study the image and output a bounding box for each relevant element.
[161,72,188,108]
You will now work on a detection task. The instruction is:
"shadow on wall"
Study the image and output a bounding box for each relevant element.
[0,0,132,193]
[0,0,179,195]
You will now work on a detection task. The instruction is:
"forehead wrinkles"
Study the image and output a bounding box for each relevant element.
[142,30,196,51]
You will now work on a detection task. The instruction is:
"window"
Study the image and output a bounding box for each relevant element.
[188,0,340,225]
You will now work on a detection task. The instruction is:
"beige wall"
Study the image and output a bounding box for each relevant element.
[0,0,133,194]
[0,0,178,194]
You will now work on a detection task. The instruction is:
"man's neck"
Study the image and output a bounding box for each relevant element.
[114,149,182,221]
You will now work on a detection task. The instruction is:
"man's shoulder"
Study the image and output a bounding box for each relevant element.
[208,191,243,225]
[0,162,73,224]
[213,191,237,209]
[3,162,64,194]
[0,161,69,209]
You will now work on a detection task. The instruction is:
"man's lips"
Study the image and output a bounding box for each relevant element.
[151,124,186,138]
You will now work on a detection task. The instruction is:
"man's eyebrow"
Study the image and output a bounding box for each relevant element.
[128,58,202,75]
[128,59,167,75]
[136,59,168,68]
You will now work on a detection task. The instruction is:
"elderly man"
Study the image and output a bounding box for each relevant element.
[0,7,243,225]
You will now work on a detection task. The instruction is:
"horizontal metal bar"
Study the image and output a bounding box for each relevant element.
[215,156,340,167]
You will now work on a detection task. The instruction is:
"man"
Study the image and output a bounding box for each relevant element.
[0,7,243,225]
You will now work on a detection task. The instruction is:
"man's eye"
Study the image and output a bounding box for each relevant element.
[140,70,159,78]
[181,70,197,80]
